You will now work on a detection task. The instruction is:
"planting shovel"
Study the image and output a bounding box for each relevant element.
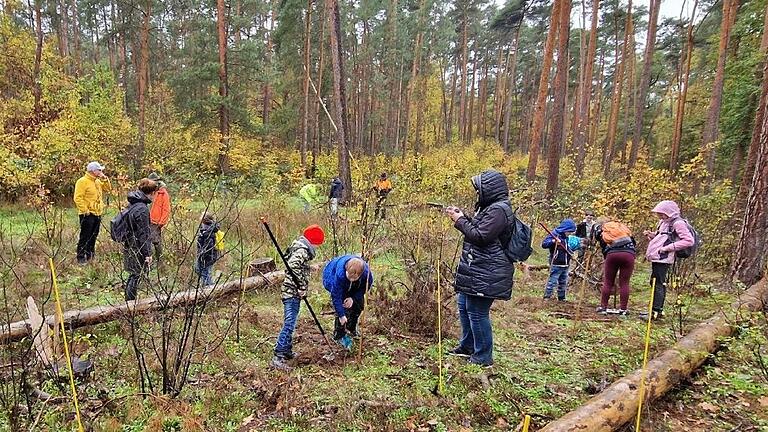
[259,217,338,361]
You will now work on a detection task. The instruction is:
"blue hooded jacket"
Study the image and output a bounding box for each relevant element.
[541,219,578,266]
[322,255,374,318]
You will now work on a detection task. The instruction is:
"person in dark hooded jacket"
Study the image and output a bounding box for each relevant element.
[329,177,343,217]
[122,179,159,301]
[196,213,220,286]
[444,170,514,367]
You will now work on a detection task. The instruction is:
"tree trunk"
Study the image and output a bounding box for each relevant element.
[459,16,469,142]
[32,0,43,114]
[574,0,599,174]
[467,55,476,144]
[494,47,507,143]
[301,0,312,175]
[731,28,768,285]
[263,8,275,127]
[326,0,352,199]
[478,59,489,138]
[702,0,740,176]
[736,5,768,210]
[216,0,230,174]
[448,66,458,143]
[526,0,562,182]
[546,0,571,194]
[503,26,523,153]
[589,51,606,153]
[59,0,69,59]
[540,278,768,432]
[136,0,151,174]
[70,0,81,75]
[602,1,632,178]
[670,1,698,171]
[1,265,309,345]
[629,0,660,169]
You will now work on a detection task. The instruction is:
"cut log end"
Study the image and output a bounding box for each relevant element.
[248,258,276,276]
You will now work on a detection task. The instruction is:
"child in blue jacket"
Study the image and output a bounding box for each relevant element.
[542,219,579,301]
[322,255,374,347]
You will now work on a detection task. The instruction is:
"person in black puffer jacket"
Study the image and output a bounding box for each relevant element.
[196,212,221,286]
[444,170,514,367]
[123,179,159,301]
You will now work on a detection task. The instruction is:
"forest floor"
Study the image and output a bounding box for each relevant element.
[0,202,767,432]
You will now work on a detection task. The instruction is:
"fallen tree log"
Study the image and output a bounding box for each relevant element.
[0,266,294,345]
[540,278,768,432]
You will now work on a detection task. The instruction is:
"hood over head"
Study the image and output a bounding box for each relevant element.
[555,218,577,235]
[127,190,152,205]
[651,200,681,219]
[471,170,509,208]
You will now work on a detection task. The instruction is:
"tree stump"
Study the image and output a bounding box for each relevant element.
[248,258,276,277]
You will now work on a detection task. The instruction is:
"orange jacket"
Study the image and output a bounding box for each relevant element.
[376,179,392,193]
[150,188,171,226]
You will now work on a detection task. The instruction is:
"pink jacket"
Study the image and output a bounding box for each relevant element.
[645,200,695,264]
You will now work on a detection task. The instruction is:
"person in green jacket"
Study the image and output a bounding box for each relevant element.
[299,183,321,213]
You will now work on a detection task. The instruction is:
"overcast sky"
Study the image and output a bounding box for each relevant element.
[569,0,697,27]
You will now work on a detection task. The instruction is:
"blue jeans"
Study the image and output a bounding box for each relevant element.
[275,298,301,356]
[197,265,213,286]
[457,292,495,365]
[544,266,569,300]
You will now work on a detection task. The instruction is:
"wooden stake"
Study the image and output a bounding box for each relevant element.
[635,277,657,431]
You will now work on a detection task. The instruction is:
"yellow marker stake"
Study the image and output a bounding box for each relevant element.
[436,258,444,394]
[522,414,531,432]
[50,258,85,432]
[635,277,657,431]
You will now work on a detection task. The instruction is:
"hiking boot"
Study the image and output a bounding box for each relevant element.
[348,329,360,338]
[280,351,297,360]
[617,309,629,317]
[595,307,608,315]
[270,356,291,371]
[468,357,493,368]
[652,311,663,320]
[543,295,552,300]
[447,347,471,358]
[557,297,567,302]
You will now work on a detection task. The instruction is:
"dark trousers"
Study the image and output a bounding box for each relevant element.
[374,195,388,219]
[77,214,101,262]
[125,273,140,301]
[651,262,670,313]
[334,297,364,340]
[601,252,635,310]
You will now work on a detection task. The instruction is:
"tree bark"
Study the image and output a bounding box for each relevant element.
[217,0,231,174]
[326,0,352,199]
[32,0,43,114]
[467,55,476,144]
[458,14,469,143]
[136,0,151,174]
[503,26,523,153]
[603,1,632,178]
[526,0,562,182]
[731,45,768,285]
[540,278,768,432]
[670,1,698,171]
[263,8,275,127]
[70,0,81,75]
[702,0,740,176]
[629,0,660,169]
[1,266,311,345]
[736,5,768,211]
[301,0,312,175]
[574,0,599,174]
[546,0,571,194]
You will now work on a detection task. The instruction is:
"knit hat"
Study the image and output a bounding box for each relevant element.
[148,172,163,181]
[303,224,325,246]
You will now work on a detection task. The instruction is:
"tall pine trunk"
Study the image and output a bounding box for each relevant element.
[546,0,571,194]
[32,0,43,114]
[136,0,151,174]
[702,0,740,177]
[670,1,698,171]
[574,0,599,174]
[326,0,352,199]
[217,0,230,174]
[731,59,768,285]
[301,0,312,175]
[602,1,632,178]
[526,0,562,181]
[736,4,768,211]
[503,26,523,152]
[629,0,660,168]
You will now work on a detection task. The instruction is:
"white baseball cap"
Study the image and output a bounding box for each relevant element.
[86,161,105,172]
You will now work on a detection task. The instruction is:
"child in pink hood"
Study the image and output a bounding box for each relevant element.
[642,200,694,319]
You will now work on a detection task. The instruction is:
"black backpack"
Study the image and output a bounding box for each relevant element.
[496,202,534,263]
[667,218,702,259]
[110,204,137,242]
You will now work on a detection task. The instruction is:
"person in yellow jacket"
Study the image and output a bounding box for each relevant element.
[74,161,112,264]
